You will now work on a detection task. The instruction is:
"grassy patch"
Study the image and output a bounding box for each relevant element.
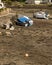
[0,8,3,12]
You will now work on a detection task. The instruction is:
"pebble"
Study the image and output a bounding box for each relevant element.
[0,32,2,35]
[25,53,29,57]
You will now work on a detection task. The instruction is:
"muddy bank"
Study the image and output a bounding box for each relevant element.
[0,8,52,65]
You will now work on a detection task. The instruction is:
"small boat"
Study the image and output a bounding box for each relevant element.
[33,11,49,19]
[15,15,33,27]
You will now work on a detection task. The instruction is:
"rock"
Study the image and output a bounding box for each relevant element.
[6,31,11,36]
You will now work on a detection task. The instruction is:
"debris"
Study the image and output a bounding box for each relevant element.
[15,15,33,27]
[0,2,5,9]
[6,24,10,30]
[35,1,41,4]
[10,26,14,31]
[1,22,14,30]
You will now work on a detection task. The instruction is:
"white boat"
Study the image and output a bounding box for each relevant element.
[33,11,50,19]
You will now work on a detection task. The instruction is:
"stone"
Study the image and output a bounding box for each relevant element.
[25,53,29,57]
[6,31,11,36]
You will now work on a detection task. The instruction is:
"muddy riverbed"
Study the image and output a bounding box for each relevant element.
[0,8,52,65]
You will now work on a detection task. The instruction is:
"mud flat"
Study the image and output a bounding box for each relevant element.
[0,8,52,65]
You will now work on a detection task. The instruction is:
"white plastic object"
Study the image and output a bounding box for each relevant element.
[29,20,33,26]
[0,3,5,9]
[10,26,14,30]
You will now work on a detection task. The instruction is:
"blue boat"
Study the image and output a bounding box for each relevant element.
[16,16,33,27]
